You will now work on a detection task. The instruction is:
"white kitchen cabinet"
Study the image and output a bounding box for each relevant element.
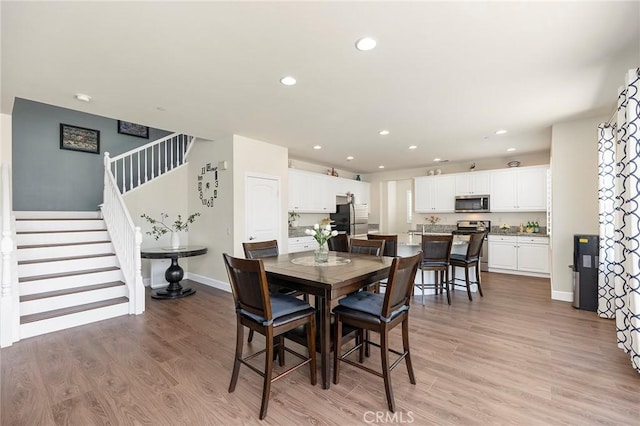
[455,171,491,196]
[288,170,335,213]
[490,166,548,212]
[288,236,315,253]
[488,234,549,276]
[414,175,455,213]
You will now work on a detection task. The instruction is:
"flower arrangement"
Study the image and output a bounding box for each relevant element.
[141,212,201,240]
[305,222,338,247]
[288,211,300,227]
[426,215,441,225]
[500,223,510,231]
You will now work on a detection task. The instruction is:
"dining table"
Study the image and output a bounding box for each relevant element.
[260,250,394,389]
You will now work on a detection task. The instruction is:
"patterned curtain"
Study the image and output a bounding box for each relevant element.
[598,68,640,374]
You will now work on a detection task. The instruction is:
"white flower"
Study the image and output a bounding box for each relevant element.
[331,230,338,236]
[305,229,314,235]
[314,224,320,230]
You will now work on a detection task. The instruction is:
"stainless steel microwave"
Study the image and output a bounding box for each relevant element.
[454,195,490,212]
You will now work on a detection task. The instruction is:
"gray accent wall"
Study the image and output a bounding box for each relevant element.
[12,98,171,211]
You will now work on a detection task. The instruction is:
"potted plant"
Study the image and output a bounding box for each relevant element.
[288,211,300,228]
[141,212,201,248]
[426,215,441,232]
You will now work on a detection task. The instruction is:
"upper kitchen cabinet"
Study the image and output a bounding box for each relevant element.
[288,169,336,213]
[414,175,455,213]
[455,171,491,196]
[490,165,548,212]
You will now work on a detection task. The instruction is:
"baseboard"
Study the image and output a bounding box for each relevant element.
[551,290,573,302]
[185,272,231,293]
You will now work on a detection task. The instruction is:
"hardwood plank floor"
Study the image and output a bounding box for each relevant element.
[2,273,639,425]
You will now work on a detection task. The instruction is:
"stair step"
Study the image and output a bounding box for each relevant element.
[19,252,115,265]
[20,282,128,316]
[19,299,130,339]
[16,219,106,233]
[16,230,110,246]
[20,267,124,297]
[18,240,112,249]
[18,254,119,278]
[20,266,121,283]
[20,281,125,302]
[17,241,114,262]
[21,297,129,324]
[14,211,102,220]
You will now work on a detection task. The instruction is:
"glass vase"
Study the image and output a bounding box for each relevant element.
[170,231,180,249]
[314,242,329,263]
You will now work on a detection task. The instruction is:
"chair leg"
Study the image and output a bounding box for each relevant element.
[277,336,285,367]
[464,266,472,301]
[476,264,484,297]
[333,314,342,385]
[306,317,317,386]
[247,329,254,343]
[380,327,396,412]
[229,319,244,393]
[421,269,425,305]
[402,318,416,385]
[260,330,274,420]
[364,329,370,359]
[445,267,451,305]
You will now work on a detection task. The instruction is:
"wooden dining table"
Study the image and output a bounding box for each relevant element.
[260,251,394,389]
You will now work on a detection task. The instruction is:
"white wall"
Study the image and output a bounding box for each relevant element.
[550,114,604,300]
[233,135,289,257]
[0,113,12,165]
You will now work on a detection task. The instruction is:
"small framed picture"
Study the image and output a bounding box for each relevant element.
[60,123,100,154]
[117,120,149,139]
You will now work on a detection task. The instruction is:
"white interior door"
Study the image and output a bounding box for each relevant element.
[246,174,281,244]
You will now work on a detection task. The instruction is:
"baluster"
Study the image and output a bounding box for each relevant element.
[151,145,156,179]
[128,154,133,192]
[120,159,126,194]
[164,140,168,173]
[137,151,141,188]
[169,136,174,169]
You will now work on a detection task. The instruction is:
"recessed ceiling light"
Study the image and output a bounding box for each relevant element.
[378,165,385,169]
[495,129,508,135]
[379,130,390,136]
[507,147,516,152]
[434,158,441,162]
[280,76,297,86]
[346,156,354,161]
[408,145,417,150]
[355,37,377,51]
[313,145,322,150]
[74,93,91,102]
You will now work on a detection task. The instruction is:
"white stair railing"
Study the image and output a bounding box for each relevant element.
[108,133,195,195]
[0,163,18,347]
[103,153,144,315]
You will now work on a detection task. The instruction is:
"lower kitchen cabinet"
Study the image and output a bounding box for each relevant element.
[288,236,315,253]
[488,234,549,277]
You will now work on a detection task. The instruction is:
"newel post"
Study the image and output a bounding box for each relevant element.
[134,226,145,314]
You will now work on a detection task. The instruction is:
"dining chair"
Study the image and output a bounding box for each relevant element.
[328,233,350,252]
[417,234,454,305]
[367,234,398,292]
[332,251,422,412]
[449,232,485,301]
[349,238,385,256]
[223,253,317,420]
[243,240,304,343]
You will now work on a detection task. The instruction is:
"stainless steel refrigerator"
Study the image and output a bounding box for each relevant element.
[571,234,599,312]
[330,204,369,237]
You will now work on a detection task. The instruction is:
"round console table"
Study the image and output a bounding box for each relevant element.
[141,245,208,299]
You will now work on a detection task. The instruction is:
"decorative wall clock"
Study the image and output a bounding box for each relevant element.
[197,163,219,208]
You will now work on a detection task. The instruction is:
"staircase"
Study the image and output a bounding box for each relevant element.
[16,211,129,339]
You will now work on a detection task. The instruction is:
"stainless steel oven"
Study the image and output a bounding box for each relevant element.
[452,220,490,271]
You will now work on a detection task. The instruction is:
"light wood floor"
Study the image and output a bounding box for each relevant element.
[2,273,639,425]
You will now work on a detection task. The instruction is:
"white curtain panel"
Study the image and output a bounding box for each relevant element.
[598,68,640,374]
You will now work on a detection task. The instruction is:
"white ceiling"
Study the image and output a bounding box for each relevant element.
[2,1,638,173]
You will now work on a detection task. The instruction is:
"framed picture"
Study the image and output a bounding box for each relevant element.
[117,120,149,139]
[59,123,100,154]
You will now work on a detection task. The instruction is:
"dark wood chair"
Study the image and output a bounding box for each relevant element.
[243,240,303,343]
[417,234,454,305]
[223,253,317,420]
[367,234,398,292]
[349,238,385,256]
[332,251,422,412]
[328,233,349,252]
[449,232,485,301]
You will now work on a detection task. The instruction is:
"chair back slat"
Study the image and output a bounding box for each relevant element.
[421,234,453,263]
[382,252,422,316]
[367,234,398,257]
[243,240,279,259]
[328,233,349,252]
[465,232,485,260]
[223,253,272,321]
[350,239,385,257]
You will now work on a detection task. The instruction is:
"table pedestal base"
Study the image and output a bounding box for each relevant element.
[150,257,196,299]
